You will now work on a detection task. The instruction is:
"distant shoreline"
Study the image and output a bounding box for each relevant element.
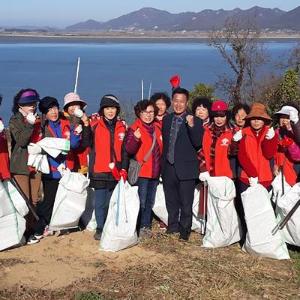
[0,32,299,43]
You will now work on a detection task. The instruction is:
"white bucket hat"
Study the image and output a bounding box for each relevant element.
[63,92,87,110]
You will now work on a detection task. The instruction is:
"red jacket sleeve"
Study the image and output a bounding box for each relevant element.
[0,133,11,180]
[261,132,278,160]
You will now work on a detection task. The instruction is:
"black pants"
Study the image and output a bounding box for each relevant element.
[162,162,196,235]
[34,178,59,235]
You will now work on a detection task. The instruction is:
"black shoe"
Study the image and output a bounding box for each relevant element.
[94,229,102,240]
[166,229,179,235]
[179,232,190,241]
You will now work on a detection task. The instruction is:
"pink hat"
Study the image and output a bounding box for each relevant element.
[63,92,87,110]
[211,100,228,112]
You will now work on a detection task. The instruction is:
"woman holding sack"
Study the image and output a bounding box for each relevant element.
[88,94,128,240]
[236,103,278,192]
[199,100,235,181]
[125,99,163,239]
[274,104,300,186]
[27,97,82,244]
[9,89,42,207]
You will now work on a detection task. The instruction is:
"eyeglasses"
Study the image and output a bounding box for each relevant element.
[142,110,155,115]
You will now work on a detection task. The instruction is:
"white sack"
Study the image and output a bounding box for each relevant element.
[241,184,290,260]
[49,172,89,231]
[276,183,300,246]
[202,176,241,248]
[28,153,50,174]
[152,183,168,225]
[38,137,70,158]
[3,180,29,217]
[0,181,26,251]
[80,187,97,231]
[100,179,140,252]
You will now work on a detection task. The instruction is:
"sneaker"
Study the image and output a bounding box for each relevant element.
[94,229,102,240]
[27,235,41,245]
[139,227,152,239]
[43,225,54,237]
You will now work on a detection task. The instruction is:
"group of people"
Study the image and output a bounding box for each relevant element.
[0,81,300,247]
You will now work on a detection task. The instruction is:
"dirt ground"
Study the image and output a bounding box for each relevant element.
[0,226,300,300]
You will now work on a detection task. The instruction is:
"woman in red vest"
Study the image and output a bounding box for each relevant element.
[62,92,90,175]
[88,95,128,240]
[0,95,10,181]
[192,97,212,126]
[125,100,163,238]
[273,104,300,186]
[236,103,278,192]
[199,100,235,181]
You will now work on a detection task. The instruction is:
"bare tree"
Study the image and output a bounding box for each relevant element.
[209,17,266,104]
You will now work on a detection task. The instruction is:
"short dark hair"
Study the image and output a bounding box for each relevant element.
[231,103,250,119]
[134,99,158,118]
[172,87,189,100]
[191,97,212,115]
[150,92,171,109]
[12,88,40,114]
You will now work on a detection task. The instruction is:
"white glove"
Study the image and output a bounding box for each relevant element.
[74,107,84,118]
[199,171,210,182]
[0,120,4,133]
[57,163,70,176]
[26,113,36,125]
[28,143,42,155]
[249,177,258,187]
[288,106,299,124]
[74,124,83,135]
[265,127,275,140]
[233,130,243,142]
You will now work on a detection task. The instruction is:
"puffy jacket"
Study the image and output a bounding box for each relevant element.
[43,117,81,179]
[238,126,278,187]
[202,124,234,178]
[125,118,163,179]
[0,126,10,180]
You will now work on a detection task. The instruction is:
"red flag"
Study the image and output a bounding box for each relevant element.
[169,74,181,89]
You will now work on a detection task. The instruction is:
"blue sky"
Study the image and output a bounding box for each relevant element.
[1,0,299,27]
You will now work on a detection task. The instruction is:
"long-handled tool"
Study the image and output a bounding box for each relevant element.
[10,177,39,221]
[197,181,208,235]
[272,198,300,235]
[74,57,80,93]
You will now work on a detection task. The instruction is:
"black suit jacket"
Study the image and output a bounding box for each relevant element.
[161,113,203,180]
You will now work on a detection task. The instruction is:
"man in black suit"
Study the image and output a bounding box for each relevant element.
[161,87,203,241]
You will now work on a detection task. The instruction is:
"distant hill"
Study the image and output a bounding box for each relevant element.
[65,6,300,32]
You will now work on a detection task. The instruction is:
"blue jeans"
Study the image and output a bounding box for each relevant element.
[137,178,159,229]
[94,188,113,231]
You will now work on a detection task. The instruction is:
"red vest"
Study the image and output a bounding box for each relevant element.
[46,118,75,171]
[202,126,233,178]
[130,119,163,178]
[92,118,126,173]
[0,129,10,180]
[240,126,273,183]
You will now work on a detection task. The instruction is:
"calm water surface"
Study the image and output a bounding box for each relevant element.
[0,41,297,123]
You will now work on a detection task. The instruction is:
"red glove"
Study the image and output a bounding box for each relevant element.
[169,74,181,89]
[279,137,294,148]
[110,165,121,181]
[119,169,128,182]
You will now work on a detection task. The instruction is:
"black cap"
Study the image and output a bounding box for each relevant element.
[100,94,120,110]
[39,96,59,114]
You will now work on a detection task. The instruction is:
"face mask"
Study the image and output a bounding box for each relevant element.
[73,107,83,118]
